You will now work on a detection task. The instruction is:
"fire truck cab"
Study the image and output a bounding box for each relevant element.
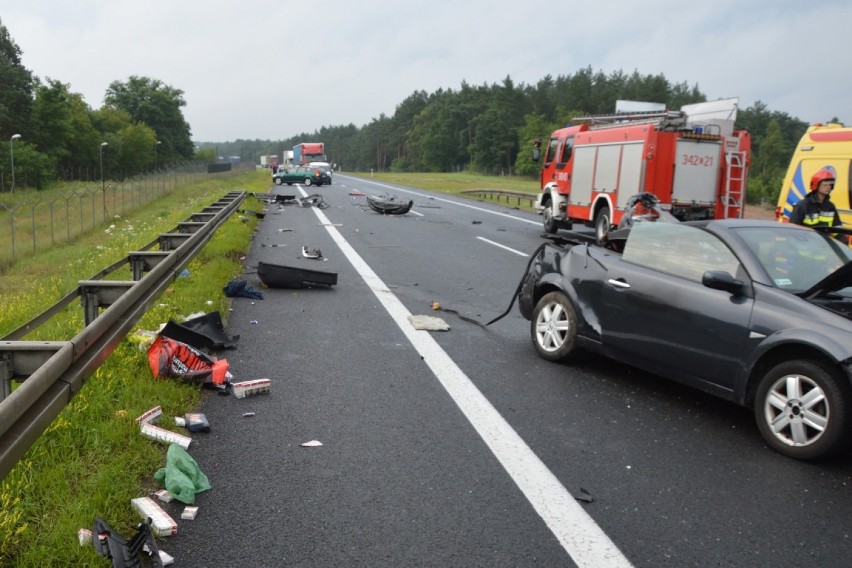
[535,98,750,240]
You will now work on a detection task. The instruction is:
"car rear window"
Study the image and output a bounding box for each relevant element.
[622,223,740,282]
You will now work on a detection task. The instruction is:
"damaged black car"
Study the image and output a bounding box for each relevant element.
[518,196,852,460]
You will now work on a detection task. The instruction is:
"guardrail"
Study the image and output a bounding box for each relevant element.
[0,191,246,482]
[460,189,538,209]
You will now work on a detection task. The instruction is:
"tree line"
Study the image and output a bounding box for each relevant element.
[0,18,194,190]
[216,69,819,206]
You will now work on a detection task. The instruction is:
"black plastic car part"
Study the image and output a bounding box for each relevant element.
[92,518,163,568]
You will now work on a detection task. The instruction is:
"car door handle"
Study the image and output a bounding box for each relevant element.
[606,278,630,289]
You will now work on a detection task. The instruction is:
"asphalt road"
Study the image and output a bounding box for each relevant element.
[162,174,852,567]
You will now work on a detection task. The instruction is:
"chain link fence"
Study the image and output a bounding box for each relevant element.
[0,161,252,271]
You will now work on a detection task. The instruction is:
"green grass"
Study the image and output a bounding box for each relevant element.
[0,169,270,566]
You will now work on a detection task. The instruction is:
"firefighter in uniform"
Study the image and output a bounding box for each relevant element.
[790,166,840,228]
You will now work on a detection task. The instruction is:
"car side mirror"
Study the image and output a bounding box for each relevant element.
[702,270,744,295]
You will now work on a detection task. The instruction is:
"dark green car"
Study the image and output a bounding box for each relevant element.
[272,165,324,186]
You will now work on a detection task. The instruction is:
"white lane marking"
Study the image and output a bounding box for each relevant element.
[301,188,633,568]
[476,236,529,257]
[341,175,541,226]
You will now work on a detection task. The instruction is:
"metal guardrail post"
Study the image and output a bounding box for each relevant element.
[0,191,246,482]
[129,251,170,281]
[79,281,136,326]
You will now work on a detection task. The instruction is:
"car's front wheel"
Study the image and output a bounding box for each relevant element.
[531,291,578,361]
[304,178,313,186]
[754,359,852,460]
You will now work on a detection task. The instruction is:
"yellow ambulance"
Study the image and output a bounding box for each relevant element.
[776,123,852,224]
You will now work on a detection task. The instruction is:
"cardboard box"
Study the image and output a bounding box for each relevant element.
[140,422,191,450]
[130,497,177,537]
[232,378,271,398]
[181,506,199,520]
[135,405,162,425]
[155,489,174,503]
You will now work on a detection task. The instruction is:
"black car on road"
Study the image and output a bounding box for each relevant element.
[518,215,852,460]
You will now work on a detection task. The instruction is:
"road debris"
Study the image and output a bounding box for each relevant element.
[408,314,450,331]
[257,261,337,288]
[223,278,264,299]
[91,517,162,566]
[135,405,162,425]
[153,444,211,505]
[302,246,323,259]
[130,497,178,537]
[576,487,594,503]
[140,422,192,450]
[232,378,271,398]
[300,440,323,447]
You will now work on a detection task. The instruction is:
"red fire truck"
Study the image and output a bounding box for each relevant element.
[535,99,750,240]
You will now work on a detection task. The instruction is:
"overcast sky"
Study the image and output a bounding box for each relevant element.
[3,0,851,142]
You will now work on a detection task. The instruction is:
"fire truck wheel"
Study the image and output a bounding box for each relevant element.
[594,207,612,244]
[543,207,558,233]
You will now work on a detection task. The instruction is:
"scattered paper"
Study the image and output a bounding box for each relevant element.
[408,315,450,331]
[300,440,323,447]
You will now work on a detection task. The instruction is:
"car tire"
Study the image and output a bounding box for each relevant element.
[304,178,312,186]
[754,359,852,460]
[594,206,611,244]
[531,291,578,361]
[274,178,282,185]
[543,206,558,234]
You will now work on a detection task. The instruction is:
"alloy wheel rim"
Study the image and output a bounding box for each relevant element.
[764,374,829,447]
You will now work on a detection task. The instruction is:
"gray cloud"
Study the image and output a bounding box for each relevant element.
[4,0,851,141]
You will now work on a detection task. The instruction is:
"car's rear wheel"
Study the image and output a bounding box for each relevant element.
[754,359,852,460]
[274,178,282,185]
[531,291,578,361]
[594,206,611,244]
[304,178,312,186]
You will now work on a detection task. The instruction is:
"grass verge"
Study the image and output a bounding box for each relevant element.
[0,170,269,566]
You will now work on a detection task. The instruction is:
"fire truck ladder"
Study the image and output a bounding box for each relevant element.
[572,110,687,130]
[723,150,748,218]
